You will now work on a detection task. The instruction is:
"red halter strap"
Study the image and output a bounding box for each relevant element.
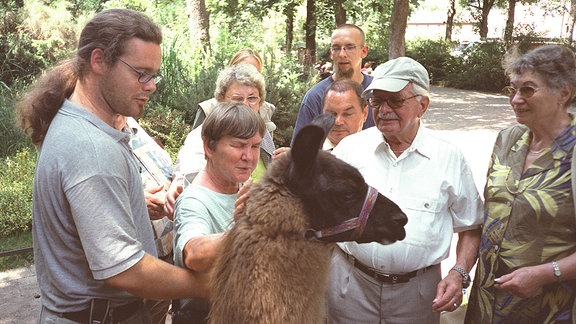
[306,186,378,241]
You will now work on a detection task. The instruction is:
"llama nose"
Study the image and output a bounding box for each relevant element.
[394,211,408,226]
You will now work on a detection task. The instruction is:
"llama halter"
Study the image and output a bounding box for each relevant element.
[305,185,379,241]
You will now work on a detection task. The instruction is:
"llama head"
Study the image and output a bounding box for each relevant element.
[284,114,407,244]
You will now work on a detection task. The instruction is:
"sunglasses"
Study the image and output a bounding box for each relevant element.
[502,85,542,99]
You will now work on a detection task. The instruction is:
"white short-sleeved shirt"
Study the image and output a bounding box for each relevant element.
[333,125,483,274]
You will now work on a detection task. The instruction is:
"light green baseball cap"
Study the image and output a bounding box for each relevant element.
[363,57,430,96]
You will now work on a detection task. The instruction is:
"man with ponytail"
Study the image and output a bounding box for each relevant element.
[17,9,210,324]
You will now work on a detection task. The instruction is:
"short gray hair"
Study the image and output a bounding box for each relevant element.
[504,45,576,100]
[214,64,266,106]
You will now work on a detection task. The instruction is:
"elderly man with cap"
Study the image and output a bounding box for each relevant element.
[326,57,483,323]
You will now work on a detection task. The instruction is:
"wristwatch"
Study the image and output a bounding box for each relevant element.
[552,261,562,281]
[451,265,470,288]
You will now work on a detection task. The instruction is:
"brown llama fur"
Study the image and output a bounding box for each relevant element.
[208,115,407,323]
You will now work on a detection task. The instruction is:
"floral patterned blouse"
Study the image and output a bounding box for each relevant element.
[466,118,576,324]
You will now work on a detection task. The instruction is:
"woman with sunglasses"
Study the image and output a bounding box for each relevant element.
[465,45,576,323]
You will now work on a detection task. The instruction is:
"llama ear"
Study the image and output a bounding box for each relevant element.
[290,114,335,177]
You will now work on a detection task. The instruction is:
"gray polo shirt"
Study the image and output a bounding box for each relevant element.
[33,100,156,312]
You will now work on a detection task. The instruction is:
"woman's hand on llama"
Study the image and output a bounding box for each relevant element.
[164,178,184,220]
[272,146,290,160]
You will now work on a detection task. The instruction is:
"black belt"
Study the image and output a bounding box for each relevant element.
[61,300,142,323]
[343,251,436,284]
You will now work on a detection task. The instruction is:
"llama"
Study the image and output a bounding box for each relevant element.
[208,114,407,323]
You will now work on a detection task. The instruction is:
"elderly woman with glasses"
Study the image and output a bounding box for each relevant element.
[165,63,275,216]
[465,45,576,323]
[192,49,277,134]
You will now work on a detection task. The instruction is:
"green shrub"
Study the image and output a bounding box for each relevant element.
[1,0,81,87]
[0,84,30,158]
[406,38,460,85]
[138,108,191,160]
[447,40,507,92]
[265,52,319,147]
[0,231,34,271]
[0,147,35,236]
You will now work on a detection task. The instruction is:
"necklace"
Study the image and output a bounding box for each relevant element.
[504,168,538,195]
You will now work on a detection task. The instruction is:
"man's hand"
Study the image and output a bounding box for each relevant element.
[145,185,167,220]
[432,271,463,312]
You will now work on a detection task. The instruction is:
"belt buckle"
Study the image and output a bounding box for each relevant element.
[373,272,396,284]
[377,272,408,284]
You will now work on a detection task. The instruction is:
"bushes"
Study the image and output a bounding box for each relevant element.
[406,38,460,86]
[0,84,29,159]
[264,53,319,147]
[447,40,507,92]
[407,38,508,92]
[0,147,35,236]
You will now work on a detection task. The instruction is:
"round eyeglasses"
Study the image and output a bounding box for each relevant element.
[502,85,542,99]
[368,94,421,110]
[118,58,163,84]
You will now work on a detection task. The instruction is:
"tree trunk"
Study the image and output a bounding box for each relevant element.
[478,0,495,39]
[186,0,210,51]
[445,0,456,41]
[304,0,317,66]
[335,0,346,26]
[284,3,296,53]
[503,0,516,45]
[568,0,576,47]
[389,0,409,59]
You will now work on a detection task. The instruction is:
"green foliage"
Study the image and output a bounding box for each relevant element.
[448,40,507,92]
[138,109,192,160]
[0,231,34,271]
[0,84,29,158]
[405,38,508,92]
[149,38,209,125]
[265,52,320,147]
[0,147,35,237]
[406,38,460,85]
[1,0,83,86]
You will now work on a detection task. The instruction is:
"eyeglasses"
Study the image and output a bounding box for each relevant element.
[330,45,358,54]
[226,95,260,105]
[368,94,421,109]
[118,58,163,84]
[502,85,541,99]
